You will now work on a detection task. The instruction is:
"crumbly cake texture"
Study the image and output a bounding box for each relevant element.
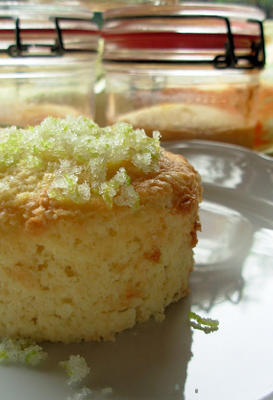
[0,116,201,343]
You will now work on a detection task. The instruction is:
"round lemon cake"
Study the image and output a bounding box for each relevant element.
[0,117,201,342]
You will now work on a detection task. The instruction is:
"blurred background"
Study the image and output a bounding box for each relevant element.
[0,0,272,153]
[80,0,272,15]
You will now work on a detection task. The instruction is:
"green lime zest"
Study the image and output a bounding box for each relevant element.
[0,350,8,360]
[0,116,161,208]
[188,311,219,334]
[0,337,47,366]
[59,355,90,386]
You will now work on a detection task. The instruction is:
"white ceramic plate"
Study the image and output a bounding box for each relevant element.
[0,141,272,400]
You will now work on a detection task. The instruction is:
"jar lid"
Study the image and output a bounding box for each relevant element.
[0,1,99,57]
[102,2,266,69]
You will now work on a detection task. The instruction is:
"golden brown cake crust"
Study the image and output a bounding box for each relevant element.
[134,150,202,213]
[1,150,201,235]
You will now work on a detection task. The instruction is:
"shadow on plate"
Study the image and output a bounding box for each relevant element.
[44,296,193,400]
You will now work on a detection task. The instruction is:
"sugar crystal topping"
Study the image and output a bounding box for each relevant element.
[0,337,47,366]
[0,116,161,208]
[60,354,90,386]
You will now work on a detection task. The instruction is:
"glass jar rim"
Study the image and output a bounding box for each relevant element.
[0,1,99,57]
[0,1,94,20]
[103,2,265,22]
[0,53,96,79]
[102,2,265,69]
[103,60,260,77]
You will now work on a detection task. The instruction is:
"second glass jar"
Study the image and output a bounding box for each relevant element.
[100,2,265,149]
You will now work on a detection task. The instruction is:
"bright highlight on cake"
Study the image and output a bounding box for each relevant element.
[0,116,161,208]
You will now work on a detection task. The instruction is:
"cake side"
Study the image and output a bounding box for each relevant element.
[0,202,199,342]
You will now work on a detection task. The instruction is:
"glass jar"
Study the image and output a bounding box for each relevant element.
[0,2,99,127]
[101,3,265,149]
[256,20,273,154]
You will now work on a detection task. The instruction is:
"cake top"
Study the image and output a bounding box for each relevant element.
[0,116,161,208]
